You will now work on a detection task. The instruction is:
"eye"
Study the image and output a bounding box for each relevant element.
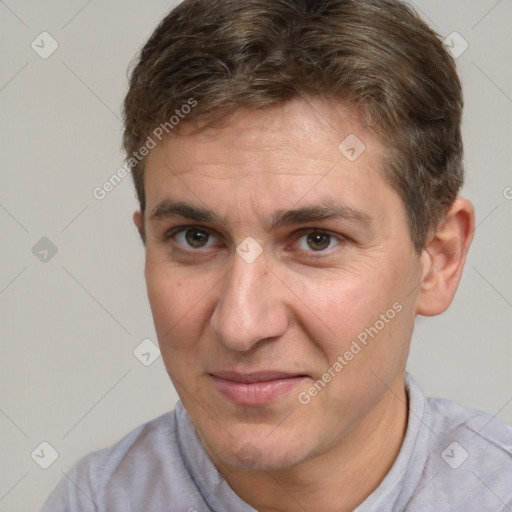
[294,230,341,252]
[171,227,217,249]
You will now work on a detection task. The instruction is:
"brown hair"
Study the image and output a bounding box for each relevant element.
[123,0,463,251]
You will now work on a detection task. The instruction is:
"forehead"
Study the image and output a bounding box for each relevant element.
[151,100,379,170]
[143,98,401,227]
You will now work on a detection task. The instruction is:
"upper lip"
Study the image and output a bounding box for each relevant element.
[210,371,306,383]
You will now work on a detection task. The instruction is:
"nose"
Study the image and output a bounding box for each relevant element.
[210,250,289,352]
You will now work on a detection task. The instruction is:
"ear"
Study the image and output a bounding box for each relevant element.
[415,198,475,316]
[133,210,146,245]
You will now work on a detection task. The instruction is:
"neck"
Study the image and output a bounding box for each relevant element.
[217,375,409,512]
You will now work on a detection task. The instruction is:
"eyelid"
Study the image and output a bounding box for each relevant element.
[290,228,346,253]
[162,225,220,246]
[163,224,206,239]
[292,227,346,242]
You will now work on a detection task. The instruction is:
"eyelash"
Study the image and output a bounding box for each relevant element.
[161,225,346,257]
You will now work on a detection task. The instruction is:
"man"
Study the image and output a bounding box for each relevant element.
[42,0,512,510]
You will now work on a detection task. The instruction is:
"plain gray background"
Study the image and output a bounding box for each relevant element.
[0,1,511,510]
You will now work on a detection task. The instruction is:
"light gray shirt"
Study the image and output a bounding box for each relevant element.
[41,374,512,511]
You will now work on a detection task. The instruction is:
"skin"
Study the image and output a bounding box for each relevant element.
[133,98,474,512]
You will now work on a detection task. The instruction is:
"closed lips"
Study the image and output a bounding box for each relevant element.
[209,371,308,405]
[209,371,307,382]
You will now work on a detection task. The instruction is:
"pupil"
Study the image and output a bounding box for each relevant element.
[307,232,330,251]
[186,229,208,247]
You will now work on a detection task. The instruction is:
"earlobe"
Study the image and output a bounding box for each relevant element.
[415,198,475,316]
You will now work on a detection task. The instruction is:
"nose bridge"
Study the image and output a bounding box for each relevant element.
[210,251,287,351]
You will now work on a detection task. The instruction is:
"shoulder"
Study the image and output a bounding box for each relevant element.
[77,410,178,482]
[428,395,512,453]
[426,395,512,473]
[41,410,204,511]
[408,395,512,511]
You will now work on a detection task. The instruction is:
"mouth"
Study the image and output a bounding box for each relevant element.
[209,371,308,406]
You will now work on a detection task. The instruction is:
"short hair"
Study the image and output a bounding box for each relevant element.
[123,0,463,251]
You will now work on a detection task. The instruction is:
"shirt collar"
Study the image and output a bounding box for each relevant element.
[174,401,256,511]
[355,372,433,511]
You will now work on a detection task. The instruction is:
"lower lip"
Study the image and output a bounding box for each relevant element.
[210,375,305,406]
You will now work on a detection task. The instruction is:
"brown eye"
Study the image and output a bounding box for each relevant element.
[306,232,332,251]
[184,228,210,248]
[166,226,220,251]
[293,230,342,253]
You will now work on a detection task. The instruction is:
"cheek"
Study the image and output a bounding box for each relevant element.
[297,271,413,415]
[145,258,210,343]
[145,261,216,385]
[289,269,385,342]
[296,261,413,362]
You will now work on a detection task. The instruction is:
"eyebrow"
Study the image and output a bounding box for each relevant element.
[270,203,372,229]
[148,199,372,229]
[149,200,219,223]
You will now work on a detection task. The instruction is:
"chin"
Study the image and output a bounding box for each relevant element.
[222,448,306,473]
[215,428,311,472]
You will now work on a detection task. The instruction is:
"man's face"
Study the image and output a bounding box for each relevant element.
[139,99,423,472]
